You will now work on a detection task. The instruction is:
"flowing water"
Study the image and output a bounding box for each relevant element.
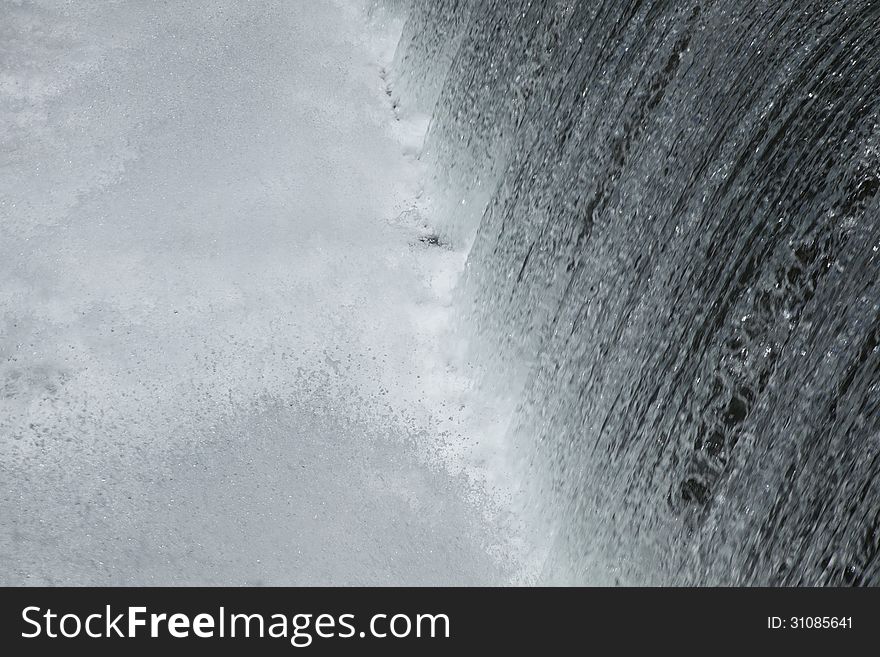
[391,0,880,585]
[3,0,879,587]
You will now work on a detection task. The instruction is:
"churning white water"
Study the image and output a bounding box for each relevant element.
[0,1,527,585]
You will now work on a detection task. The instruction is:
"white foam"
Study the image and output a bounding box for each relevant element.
[0,0,526,585]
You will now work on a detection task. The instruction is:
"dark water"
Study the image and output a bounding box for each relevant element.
[389,0,880,585]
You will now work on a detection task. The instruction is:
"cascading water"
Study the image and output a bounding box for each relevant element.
[388,0,880,585]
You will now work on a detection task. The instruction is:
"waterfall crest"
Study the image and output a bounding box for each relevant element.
[391,0,880,585]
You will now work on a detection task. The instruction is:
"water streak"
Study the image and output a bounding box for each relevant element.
[390,0,880,585]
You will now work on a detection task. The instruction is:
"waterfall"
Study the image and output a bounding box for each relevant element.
[389,0,880,585]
